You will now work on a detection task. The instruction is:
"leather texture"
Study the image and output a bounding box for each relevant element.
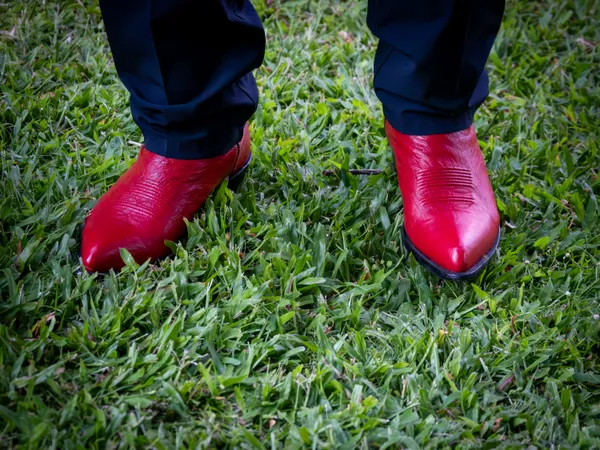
[81,123,251,273]
[386,121,500,274]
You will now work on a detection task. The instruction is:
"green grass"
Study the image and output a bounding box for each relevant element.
[1,0,599,447]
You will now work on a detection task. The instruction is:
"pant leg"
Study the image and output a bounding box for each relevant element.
[367,0,505,135]
[99,0,265,159]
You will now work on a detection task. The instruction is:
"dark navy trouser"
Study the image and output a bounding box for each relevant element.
[99,0,505,160]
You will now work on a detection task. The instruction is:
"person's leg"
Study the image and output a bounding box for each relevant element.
[367,0,505,135]
[368,0,505,280]
[82,0,265,272]
[99,0,264,159]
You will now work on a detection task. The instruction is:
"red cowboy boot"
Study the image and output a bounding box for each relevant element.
[386,121,500,280]
[81,123,252,273]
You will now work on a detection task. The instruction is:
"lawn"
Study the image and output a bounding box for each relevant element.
[0,0,599,448]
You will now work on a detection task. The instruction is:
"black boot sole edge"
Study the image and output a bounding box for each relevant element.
[228,151,252,191]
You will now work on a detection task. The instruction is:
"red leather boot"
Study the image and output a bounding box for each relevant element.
[81,123,252,273]
[386,121,500,280]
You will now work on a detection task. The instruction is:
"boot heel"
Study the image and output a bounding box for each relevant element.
[228,152,252,191]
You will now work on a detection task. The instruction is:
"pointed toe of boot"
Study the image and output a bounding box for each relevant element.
[445,246,471,274]
[81,212,165,273]
[402,218,500,280]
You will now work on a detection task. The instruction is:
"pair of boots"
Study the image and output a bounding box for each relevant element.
[81,122,500,281]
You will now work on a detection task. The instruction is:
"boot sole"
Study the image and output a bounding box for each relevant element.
[401,225,500,281]
[228,151,252,191]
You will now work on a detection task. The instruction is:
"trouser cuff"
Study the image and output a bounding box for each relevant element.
[383,105,478,136]
[141,124,244,160]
